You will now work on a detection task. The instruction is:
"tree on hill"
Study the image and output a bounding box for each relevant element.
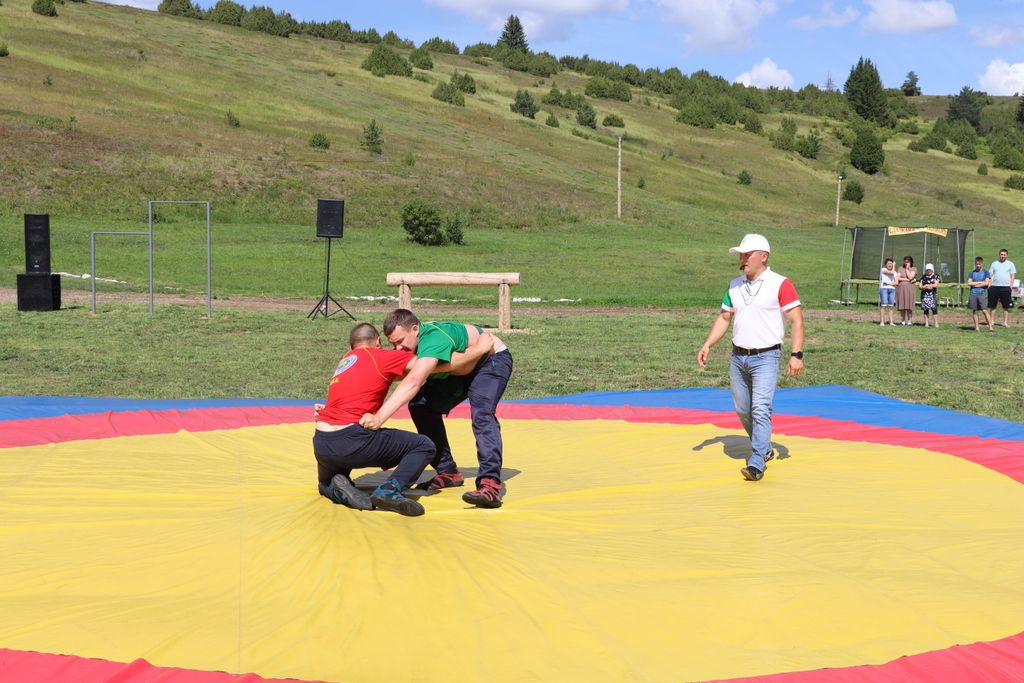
[901,71,921,96]
[157,0,201,19]
[31,0,58,16]
[207,0,244,25]
[947,85,986,132]
[361,44,412,78]
[1016,97,1024,129]
[850,124,885,174]
[510,89,538,118]
[498,15,528,52]
[421,36,460,54]
[844,57,887,126]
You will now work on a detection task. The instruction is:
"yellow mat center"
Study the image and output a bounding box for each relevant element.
[2,418,1023,682]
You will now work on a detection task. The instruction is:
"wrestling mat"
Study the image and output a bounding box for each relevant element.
[1,386,1023,682]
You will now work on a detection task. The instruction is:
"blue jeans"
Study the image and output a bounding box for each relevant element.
[409,350,513,485]
[729,348,780,472]
[879,287,895,306]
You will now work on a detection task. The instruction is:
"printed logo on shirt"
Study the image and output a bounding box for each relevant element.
[333,355,357,377]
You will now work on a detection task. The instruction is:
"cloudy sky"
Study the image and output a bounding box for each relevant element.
[112,0,1024,96]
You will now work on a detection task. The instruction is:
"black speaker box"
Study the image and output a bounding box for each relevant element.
[17,273,61,312]
[24,214,52,274]
[316,198,344,238]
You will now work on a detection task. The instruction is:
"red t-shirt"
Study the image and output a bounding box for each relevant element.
[318,347,413,425]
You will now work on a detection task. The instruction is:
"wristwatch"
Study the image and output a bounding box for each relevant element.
[790,351,804,359]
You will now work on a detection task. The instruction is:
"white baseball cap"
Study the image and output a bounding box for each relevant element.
[925,263,934,271]
[728,234,771,254]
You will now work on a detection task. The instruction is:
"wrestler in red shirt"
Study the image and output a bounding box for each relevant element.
[313,322,492,517]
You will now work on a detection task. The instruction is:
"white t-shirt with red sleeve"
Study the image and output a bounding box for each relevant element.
[318,347,414,425]
[721,267,801,350]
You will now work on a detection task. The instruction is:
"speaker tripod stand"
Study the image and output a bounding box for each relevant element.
[308,237,356,320]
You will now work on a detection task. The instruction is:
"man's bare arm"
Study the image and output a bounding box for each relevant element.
[362,356,439,429]
[697,310,733,368]
[785,306,804,377]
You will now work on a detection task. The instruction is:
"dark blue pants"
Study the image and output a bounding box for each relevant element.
[409,349,512,485]
[313,426,434,489]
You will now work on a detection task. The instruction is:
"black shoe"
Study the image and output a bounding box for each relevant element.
[371,489,425,517]
[321,474,373,510]
[764,449,775,463]
[740,466,763,481]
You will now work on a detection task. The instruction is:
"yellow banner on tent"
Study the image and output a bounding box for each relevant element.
[887,226,949,236]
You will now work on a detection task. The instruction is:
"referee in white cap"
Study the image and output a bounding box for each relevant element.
[696,234,805,481]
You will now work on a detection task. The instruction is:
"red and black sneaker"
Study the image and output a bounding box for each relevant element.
[416,468,464,490]
[462,477,503,508]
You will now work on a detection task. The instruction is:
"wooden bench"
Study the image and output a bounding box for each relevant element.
[386,272,521,332]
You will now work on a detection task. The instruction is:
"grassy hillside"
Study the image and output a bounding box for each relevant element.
[1,0,1023,307]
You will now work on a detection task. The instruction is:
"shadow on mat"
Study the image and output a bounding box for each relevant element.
[354,468,522,497]
[691,435,791,461]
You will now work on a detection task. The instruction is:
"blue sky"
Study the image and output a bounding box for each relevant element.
[113,0,1024,96]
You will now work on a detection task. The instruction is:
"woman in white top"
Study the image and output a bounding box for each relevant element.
[879,257,897,326]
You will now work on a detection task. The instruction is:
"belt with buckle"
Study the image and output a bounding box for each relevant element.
[732,344,781,356]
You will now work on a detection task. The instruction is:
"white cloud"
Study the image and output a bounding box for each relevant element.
[979,59,1024,95]
[427,0,628,42]
[654,0,778,51]
[734,57,793,88]
[792,1,858,29]
[862,0,956,33]
[969,25,1024,48]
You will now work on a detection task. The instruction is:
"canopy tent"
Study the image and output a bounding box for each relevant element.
[837,226,974,305]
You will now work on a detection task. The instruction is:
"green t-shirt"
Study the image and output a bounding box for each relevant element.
[417,321,469,364]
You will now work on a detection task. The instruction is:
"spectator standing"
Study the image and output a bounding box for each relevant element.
[896,256,918,325]
[919,263,940,328]
[966,256,994,332]
[988,249,1017,328]
[879,257,897,326]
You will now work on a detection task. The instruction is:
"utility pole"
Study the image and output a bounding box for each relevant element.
[617,137,622,219]
[834,173,845,227]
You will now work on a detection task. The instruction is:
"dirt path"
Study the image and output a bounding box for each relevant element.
[0,287,886,321]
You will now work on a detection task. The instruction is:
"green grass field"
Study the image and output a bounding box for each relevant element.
[1,0,1022,422]
[2,303,1022,422]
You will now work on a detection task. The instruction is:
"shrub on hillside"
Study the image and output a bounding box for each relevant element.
[0,43,9,58]
[207,0,244,25]
[585,76,631,101]
[843,179,865,203]
[545,112,559,127]
[360,119,383,154]
[741,110,762,134]
[794,132,821,159]
[576,102,597,129]
[1005,174,1024,190]
[542,86,585,110]
[510,89,538,118]
[955,142,977,159]
[602,113,624,127]
[410,46,433,70]
[402,199,446,246]
[240,6,293,36]
[308,132,330,150]
[850,125,885,174]
[32,0,58,16]
[993,145,1024,170]
[675,101,716,129]
[897,120,919,135]
[225,110,240,127]
[637,177,646,189]
[361,44,412,78]
[462,42,493,58]
[450,71,476,93]
[420,36,459,54]
[978,163,988,175]
[907,138,929,153]
[737,170,752,185]
[432,81,464,106]
[444,213,465,245]
[527,52,560,77]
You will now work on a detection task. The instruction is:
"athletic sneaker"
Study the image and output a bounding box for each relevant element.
[371,479,425,517]
[320,474,373,510]
[740,466,764,481]
[764,449,775,463]
[462,477,503,508]
[416,468,464,490]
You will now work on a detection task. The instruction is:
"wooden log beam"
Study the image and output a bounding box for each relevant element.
[386,272,521,287]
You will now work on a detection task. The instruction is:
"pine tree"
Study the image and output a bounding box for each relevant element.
[947,85,985,132]
[844,57,887,125]
[850,124,885,174]
[901,71,921,96]
[498,15,529,52]
[1016,96,1024,129]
